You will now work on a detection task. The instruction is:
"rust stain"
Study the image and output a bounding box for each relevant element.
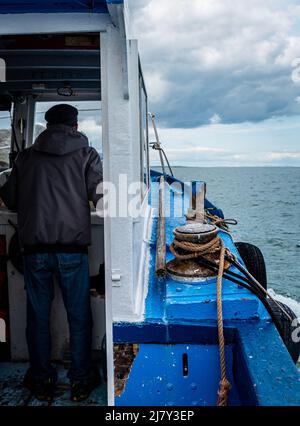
[166,255,230,279]
[114,343,139,397]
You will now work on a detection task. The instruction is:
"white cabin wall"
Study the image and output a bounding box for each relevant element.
[102,26,151,323]
[101,25,135,320]
[132,199,152,319]
[127,39,151,318]
[128,38,141,307]
[128,40,141,190]
[100,5,143,405]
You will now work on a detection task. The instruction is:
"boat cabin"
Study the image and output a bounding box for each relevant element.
[0,0,151,406]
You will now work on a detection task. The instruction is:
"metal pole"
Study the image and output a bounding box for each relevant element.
[155,175,166,277]
[149,112,166,175]
[186,181,206,223]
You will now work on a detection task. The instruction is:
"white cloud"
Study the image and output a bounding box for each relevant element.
[210,114,222,125]
[167,146,227,154]
[79,118,101,134]
[144,71,170,103]
[266,151,300,160]
[79,119,102,151]
[148,115,300,166]
[276,37,300,66]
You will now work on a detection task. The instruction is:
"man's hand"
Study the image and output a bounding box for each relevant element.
[0,198,6,209]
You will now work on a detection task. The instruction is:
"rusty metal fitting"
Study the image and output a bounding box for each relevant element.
[173,222,218,244]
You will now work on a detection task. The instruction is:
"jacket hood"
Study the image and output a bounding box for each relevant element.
[33,124,88,155]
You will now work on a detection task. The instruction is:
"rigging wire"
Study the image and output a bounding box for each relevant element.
[149,112,174,177]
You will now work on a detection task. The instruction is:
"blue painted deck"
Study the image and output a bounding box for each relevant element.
[114,170,300,406]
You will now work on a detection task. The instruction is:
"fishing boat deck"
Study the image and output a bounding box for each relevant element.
[112,171,300,406]
[0,362,107,406]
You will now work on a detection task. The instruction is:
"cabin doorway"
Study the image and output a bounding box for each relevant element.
[0,32,108,405]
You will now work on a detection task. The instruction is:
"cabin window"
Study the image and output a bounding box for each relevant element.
[139,69,149,198]
[33,100,102,154]
[0,111,11,171]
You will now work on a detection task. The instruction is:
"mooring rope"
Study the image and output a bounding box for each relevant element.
[170,236,221,259]
[170,235,231,406]
[215,238,231,406]
[204,211,238,231]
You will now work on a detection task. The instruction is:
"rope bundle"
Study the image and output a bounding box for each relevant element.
[170,235,222,260]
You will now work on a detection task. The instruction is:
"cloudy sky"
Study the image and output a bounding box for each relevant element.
[127,0,300,166]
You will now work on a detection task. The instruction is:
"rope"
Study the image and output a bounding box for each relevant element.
[204,211,238,231]
[170,236,222,259]
[170,234,231,406]
[216,239,231,406]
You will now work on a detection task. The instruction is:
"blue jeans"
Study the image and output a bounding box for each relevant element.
[23,253,92,382]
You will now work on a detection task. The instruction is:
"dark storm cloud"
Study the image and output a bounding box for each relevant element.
[128,0,300,128]
[155,69,300,128]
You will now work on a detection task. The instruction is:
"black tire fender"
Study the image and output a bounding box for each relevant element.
[235,242,267,290]
[267,299,300,364]
[235,242,300,363]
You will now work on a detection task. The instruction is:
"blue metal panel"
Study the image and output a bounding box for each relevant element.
[0,1,122,14]
[113,322,237,345]
[237,323,300,406]
[115,343,241,406]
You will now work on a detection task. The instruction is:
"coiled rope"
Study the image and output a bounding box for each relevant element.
[170,235,231,406]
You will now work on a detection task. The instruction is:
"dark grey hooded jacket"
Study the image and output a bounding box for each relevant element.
[0,124,103,250]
